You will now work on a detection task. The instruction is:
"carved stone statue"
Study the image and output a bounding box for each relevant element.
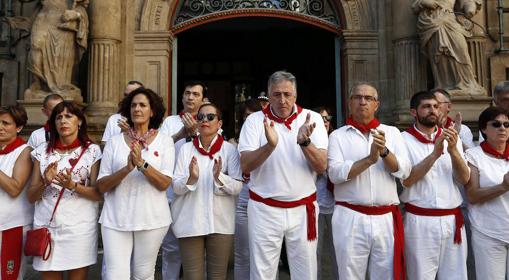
[24,0,89,102]
[412,0,485,96]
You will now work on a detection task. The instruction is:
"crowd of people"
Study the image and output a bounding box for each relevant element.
[1,70,509,280]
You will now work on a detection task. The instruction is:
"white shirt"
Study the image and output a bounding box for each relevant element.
[0,144,33,230]
[465,146,509,243]
[101,113,122,142]
[171,138,242,238]
[458,124,475,149]
[98,133,174,231]
[317,173,335,214]
[328,124,411,206]
[31,143,102,227]
[28,127,48,149]
[399,126,465,209]
[237,108,328,201]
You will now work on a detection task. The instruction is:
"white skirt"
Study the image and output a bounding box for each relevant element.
[32,222,98,271]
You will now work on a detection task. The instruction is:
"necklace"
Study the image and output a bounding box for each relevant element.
[127,128,156,150]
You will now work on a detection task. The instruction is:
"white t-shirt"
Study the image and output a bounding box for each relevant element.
[399,126,466,209]
[171,137,242,238]
[31,143,102,227]
[101,113,123,142]
[458,124,475,149]
[328,123,411,206]
[28,127,48,149]
[465,146,509,243]
[237,108,328,201]
[98,133,174,231]
[0,144,33,230]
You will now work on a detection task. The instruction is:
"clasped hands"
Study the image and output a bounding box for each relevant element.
[43,162,76,191]
[187,156,223,186]
[263,112,316,148]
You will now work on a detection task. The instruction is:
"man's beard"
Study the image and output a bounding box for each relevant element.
[417,113,438,128]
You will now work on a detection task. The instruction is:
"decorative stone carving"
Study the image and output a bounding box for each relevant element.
[24,0,89,103]
[412,0,485,96]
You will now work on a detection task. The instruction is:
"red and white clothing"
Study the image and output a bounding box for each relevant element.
[101,113,122,143]
[31,143,102,271]
[0,141,32,280]
[172,135,242,238]
[238,106,328,280]
[465,146,509,279]
[327,123,411,279]
[400,126,468,280]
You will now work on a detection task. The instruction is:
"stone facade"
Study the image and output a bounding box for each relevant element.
[0,0,505,139]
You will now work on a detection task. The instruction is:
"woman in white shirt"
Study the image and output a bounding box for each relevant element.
[465,106,509,279]
[27,101,102,280]
[172,103,242,280]
[96,87,174,280]
[0,105,33,280]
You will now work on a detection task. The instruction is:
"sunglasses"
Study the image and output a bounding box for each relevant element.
[489,120,509,128]
[197,113,218,122]
[322,115,333,122]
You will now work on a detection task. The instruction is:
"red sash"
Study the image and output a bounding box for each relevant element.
[480,141,509,161]
[249,190,317,241]
[1,227,23,280]
[405,203,464,244]
[406,126,442,144]
[262,105,303,130]
[345,116,380,134]
[336,201,406,280]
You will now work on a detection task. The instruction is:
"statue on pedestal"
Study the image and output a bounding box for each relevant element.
[23,0,89,102]
[412,0,486,96]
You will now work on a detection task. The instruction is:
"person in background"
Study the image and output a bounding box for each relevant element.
[257,93,269,109]
[0,105,33,280]
[478,81,509,142]
[27,101,102,280]
[464,107,509,279]
[28,94,64,149]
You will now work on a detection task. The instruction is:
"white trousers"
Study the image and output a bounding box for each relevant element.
[248,200,318,280]
[332,205,394,280]
[161,225,182,280]
[404,213,468,280]
[101,225,169,280]
[0,225,29,280]
[234,194,249,280]
[472,227,509,280]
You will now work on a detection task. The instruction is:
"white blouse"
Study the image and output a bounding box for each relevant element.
[98,133,174,231]
[171,138,242,238]
[0,144,33,231]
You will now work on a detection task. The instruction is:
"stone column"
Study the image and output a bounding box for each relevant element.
[86,0,122,127]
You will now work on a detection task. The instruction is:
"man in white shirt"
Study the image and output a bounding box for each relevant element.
[478,81,509,142]
[101,80,144,143]
[159,81,206,280]
[400,90,470,279]
[328,83,411,280]
[433,89,475,149]
[27,93,63,149]
[238,71,328,280]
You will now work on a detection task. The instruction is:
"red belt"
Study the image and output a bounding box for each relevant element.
[405,203,464,244]
[249,190,317,241]
[336,201,406,280]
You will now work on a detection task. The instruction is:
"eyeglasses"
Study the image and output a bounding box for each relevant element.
[488,120,509,128]
[197,113,218,122]
[351,94,377,102]
[322,115,333,122]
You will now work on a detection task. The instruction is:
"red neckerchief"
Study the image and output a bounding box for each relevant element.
[0,137,26,155]
[262,104,303,130]
[43,121,50,132]
[346,116,380,134]
[193,135,224,159]
[406,125,442,144]
[54,138,81,150]
[1,226,22,280]
[178,111,198,120]
[443,117,454,128]
[480,141,509,161]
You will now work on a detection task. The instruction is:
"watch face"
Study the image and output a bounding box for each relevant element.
[143,162,149,169]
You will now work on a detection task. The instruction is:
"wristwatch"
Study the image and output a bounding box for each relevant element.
[298,138,311,147]
[137,161,149,172]
[380,147,390,158]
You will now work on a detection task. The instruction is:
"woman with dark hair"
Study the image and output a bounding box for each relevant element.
[0,105,33,280]
[172,103,242,280]
[464,106,509,279]
[96,88,174,279]
[27,101,102,280]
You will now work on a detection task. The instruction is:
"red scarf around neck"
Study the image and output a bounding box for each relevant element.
[346,116,380,134]
[54,138,81,151]
[480,141,509,161]
[43,121,50,132]
[262,105,303,130]
[193,135,224,159]
[406,125,442,144]
[443,116,454,128]
[0,137,26,155]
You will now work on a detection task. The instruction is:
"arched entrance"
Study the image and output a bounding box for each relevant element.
[163,0,345,137]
